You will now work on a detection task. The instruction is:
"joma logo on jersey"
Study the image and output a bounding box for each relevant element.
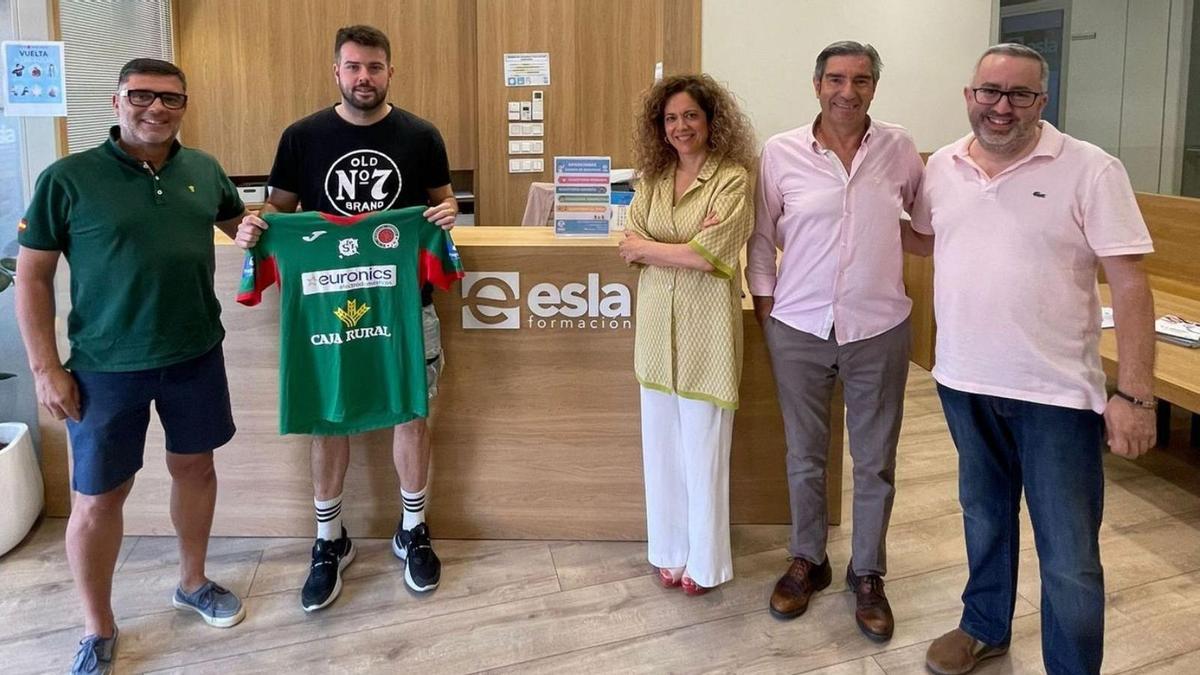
[334,299,370,328]
[301,265,396,295]
[324,150,402,215]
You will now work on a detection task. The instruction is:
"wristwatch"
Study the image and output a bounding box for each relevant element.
[1114,389,1157,409]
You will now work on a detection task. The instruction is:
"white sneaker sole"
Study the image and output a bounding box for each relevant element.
[172,595,247,628]
[392,536,440,593]
[301,541,357,612]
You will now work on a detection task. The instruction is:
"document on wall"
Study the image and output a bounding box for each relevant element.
[2,41,67,116]
[504,52,550,87]
[554,156,611,237]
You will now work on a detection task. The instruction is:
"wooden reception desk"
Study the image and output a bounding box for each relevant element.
[40,228,844,540]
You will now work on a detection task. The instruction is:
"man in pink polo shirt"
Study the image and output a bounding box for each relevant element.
[913,44,1156,675]
[747,41,926,642]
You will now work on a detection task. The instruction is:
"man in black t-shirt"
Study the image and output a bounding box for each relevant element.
[237,25,457,611]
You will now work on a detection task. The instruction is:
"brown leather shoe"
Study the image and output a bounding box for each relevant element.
[925,628,1009,675]
[846,564,894,642]
[769,556,831,620]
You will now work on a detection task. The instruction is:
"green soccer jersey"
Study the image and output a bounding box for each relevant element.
[237,206,463,435]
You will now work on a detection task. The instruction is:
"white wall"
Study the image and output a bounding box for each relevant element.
[701,0,994,152]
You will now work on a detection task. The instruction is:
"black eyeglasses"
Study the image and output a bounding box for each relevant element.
[971,87,1043,109]
[119,89,188,110]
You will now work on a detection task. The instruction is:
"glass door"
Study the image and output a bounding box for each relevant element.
[999,5,1068,127]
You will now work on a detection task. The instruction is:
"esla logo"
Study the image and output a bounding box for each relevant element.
[324,149,401,215]
[461,272,632,331]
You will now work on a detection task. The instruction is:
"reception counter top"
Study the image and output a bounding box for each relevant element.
[42,227,843,539]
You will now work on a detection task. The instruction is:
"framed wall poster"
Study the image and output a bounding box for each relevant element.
[2,40,66,116]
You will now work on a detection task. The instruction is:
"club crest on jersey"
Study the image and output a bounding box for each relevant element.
[324,149,402,215]
[372,223,400,249]
[338,238,359,258]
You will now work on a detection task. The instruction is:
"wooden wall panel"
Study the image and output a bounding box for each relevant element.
[1136,193,1200,300]
[904,252,935,370]
[474,0,663,225]
[175,0,476,175]
[661,0,702,76]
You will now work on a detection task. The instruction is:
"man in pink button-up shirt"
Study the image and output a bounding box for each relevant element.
[746,41,926,642]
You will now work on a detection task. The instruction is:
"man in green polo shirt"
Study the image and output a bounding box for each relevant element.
[15,59,248,675]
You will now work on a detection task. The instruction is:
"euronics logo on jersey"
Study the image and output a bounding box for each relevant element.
[461,272,632,331]
[324,149,402,215]
[301,265,396,295]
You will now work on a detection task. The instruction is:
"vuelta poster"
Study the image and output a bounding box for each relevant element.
[3,41,67,117]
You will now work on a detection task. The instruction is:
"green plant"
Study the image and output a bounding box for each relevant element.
[0,256,16,381]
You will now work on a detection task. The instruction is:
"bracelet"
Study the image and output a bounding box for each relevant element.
[1114,389,1157,409]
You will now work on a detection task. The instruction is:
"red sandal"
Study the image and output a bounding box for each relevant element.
[681,574,710,596]
[657,567,683,588]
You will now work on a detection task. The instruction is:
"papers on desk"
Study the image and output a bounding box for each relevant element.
[1156,315,1200,348]
[1105,306,1200,348]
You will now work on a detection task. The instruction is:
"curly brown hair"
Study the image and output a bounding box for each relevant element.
[632,74,756,180]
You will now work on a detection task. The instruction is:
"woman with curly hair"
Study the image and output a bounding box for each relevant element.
[617,74,756,595]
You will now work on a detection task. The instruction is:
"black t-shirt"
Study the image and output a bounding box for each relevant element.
[268,105,451,216]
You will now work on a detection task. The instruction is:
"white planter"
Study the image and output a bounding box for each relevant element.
[0,422,44,556]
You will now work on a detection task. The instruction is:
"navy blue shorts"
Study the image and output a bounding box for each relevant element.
[67,344,236,496]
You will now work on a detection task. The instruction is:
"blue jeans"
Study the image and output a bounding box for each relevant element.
[937,384,1105,675]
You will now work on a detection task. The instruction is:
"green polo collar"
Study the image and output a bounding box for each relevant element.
[103,125,183,171]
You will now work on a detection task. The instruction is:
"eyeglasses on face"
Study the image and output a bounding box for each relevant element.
[971,87,1043,108]
[119,89,188,110]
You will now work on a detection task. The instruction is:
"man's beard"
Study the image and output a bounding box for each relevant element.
[969,110,1037,157]
[341,83,387,112]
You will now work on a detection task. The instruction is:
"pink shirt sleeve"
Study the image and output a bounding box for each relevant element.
[909,155,936,235]
[899,136,924,215]
[746,145,781,297]
[1081,158,1154,257]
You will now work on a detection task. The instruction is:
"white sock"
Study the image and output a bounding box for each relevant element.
[315,493,343,541]
[401,485,427,531]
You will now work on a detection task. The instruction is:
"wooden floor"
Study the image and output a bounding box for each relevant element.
[3,369,1200,674]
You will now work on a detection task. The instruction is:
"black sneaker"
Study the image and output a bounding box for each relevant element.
[392,522,441,592]
[301,527,356,612]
